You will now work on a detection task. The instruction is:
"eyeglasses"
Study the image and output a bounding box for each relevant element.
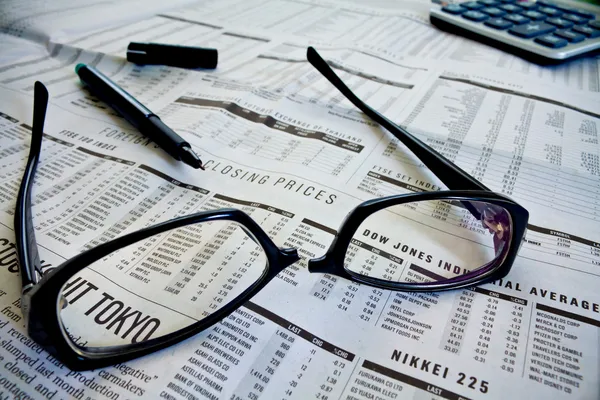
[16,47,528,371]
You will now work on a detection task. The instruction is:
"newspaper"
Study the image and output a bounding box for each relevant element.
[0,0,598,399]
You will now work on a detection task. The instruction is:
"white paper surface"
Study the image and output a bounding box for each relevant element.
[0,0,598,399]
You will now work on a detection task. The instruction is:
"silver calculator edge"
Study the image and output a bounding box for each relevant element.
[430,2,600,61]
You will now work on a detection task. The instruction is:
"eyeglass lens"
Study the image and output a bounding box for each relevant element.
[344,199,512,284]
[58,220,268,351]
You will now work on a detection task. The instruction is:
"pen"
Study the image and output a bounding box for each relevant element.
[75,63,204,169]
[127,42,218,69]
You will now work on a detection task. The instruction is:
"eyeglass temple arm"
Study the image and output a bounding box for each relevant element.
[15,81,47,292]
[306,47,490,193]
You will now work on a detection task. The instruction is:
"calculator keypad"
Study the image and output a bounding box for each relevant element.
[440,0,599,53]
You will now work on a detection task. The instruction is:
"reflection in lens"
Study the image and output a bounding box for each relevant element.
[344,199,511,285]
[57,220,267,351]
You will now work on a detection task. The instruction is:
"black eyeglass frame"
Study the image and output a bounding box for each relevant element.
[16,47,528,371]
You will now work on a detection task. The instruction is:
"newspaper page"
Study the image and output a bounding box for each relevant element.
[0,0,598,399]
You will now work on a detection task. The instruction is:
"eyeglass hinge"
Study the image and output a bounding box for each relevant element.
[20,286,33,322]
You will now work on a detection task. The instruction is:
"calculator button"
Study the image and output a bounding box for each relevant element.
[522,11,547,21]
[589,21,600,29]
[504,14,530,25]
[499,0,517,3]
[442,4,467,14]
[572,25,600,38]
[484,18,513,29]
[555,6,595,19]
[534,35,568,48]
[536,0,556,6]
[538,7,562,17]
[517,2,537,10]
[499,4,521,13]
[463,11,490,21]
[481,7,506,17]
[546,17,574,29]
[554,29,586,43]
[562,14,589,25]
[478,0,498,6]
[462,1,484,10]
[572,10,595,19]
[509,22,555,38]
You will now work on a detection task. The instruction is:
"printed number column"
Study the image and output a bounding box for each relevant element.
[229,302,356,400]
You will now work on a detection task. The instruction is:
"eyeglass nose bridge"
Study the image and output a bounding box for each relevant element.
[306,229,344,274]
[307,253,335,274]
[278,247,300,268]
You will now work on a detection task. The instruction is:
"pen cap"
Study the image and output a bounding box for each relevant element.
[127,42,218,69]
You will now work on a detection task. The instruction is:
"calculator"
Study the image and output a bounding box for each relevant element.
[430,0,600,64]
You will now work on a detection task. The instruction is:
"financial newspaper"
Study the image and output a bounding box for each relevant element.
[0,0,598,399]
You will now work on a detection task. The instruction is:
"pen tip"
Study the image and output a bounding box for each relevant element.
[75,63,86,74]
[180,146,204,170]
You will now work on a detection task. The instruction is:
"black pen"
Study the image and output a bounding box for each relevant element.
[75,63,204,169]
[127,42,218,69]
